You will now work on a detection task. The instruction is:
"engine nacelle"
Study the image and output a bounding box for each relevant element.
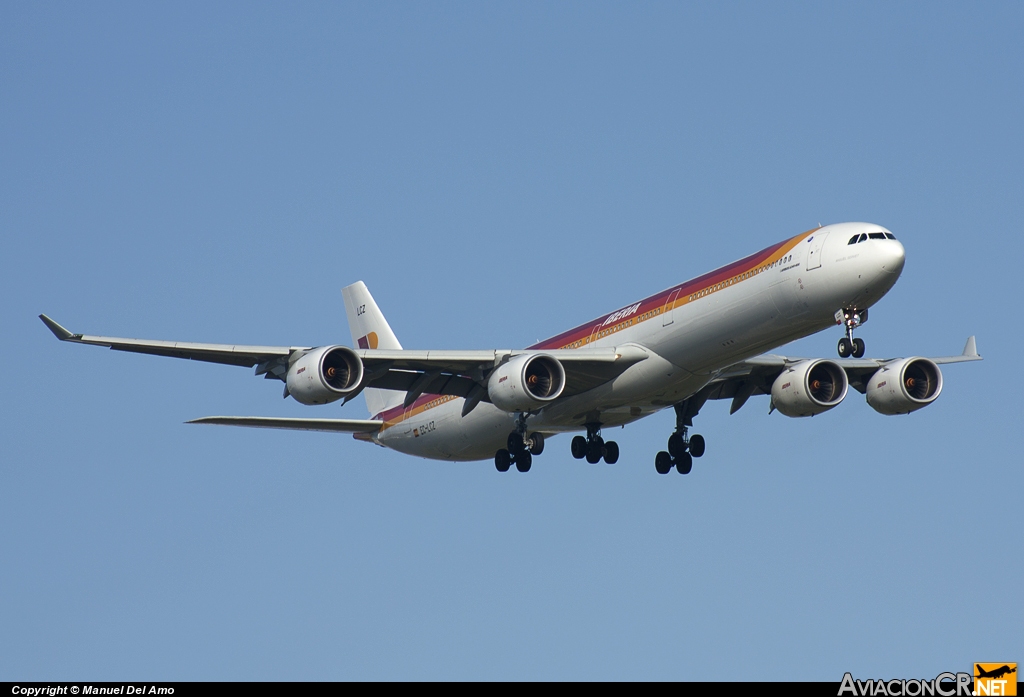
[487,354,566,413]
[866,357,943,415]
[286,346,364,405]
[771,359,848,417]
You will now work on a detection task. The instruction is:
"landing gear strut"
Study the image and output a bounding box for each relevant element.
[836,307,867,358]
[570,422,619,465]
[655,401,706,475]
[494,413,545,473]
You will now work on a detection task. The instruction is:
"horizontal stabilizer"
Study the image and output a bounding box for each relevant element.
[187,416,383,433]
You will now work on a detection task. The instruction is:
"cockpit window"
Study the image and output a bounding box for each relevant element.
[848,235,859,245]
[884,233,896,240]
[869,232,886,240]
[858,234,868,243]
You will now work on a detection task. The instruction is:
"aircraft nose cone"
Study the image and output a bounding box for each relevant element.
[880,240,906,275]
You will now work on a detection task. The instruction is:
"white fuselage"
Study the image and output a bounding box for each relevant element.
[372,223,906,461]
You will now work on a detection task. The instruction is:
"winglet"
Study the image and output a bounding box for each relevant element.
[39,314,76,341]
[963,336,978,357]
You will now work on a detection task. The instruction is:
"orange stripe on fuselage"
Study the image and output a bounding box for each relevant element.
[374,228,819,430]
[529,227,818,350]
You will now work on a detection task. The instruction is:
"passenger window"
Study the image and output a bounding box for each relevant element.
[869,232,886,240]
[848,235,859,245]
[858,234,868,243]
[884,233,896,240]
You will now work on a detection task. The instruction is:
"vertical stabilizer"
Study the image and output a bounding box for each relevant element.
[341,281,404,417]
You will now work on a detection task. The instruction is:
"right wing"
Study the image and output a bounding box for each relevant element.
[39,314,298,372]
[40,315,649,408]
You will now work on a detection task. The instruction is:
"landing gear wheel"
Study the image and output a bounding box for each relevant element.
[688,434,705,458]
[507,432,525,454]
[667,433,687,459]
[852,338,866,358]
[495,449,511,472]
[571,436,587,460]
[675,452,693,475]
[515,451,532,472]
[838,337,852,358]
[603,441,619,465]
[528,432,545,455]
[586,441,603,464]
[655,451,673,475]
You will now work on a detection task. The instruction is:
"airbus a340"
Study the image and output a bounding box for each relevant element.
[41,222,981,475]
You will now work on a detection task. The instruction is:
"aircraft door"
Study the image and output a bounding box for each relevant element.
[805,231,828,270]
[663,288,681,326]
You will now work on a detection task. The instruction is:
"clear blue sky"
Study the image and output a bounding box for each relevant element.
[2,2,1020,681]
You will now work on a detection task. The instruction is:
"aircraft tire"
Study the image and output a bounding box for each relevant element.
[508,432,525,454]
[667,433,686,458]
[838,338,852,358]
[603,441,619,465]
[852,338,866,358]
[688,434,705,458]
[655,451,672,475]
[528,432,545,455]
[515,451,533,472]
[675,452,693,475]
[586,441,603,464]
[571,436,588,459]
[495,449,512,472]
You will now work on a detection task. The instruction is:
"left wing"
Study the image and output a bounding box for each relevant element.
[691,336,983,417]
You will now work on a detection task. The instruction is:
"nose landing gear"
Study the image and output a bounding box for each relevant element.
[494,413,545,472]
[570,422,619,465]
[836,308,867,358]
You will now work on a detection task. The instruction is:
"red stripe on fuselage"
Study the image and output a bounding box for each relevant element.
[529,230,813,350]
[374,228,818,428]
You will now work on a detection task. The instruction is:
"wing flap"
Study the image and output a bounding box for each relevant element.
[355,346,641,373]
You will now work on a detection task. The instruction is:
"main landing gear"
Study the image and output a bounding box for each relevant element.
[495,413,545,473]
[655,401,706,475]
[570,422,619,465]
[837,307,867,358]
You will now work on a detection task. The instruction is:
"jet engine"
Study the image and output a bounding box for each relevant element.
[770,359,848,417]
[286,346,364,405]
[487,354,566,413]
[866,357,942,415]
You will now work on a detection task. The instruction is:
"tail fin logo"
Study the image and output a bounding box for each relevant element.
[974,664,1017,696]
[357,332,379,350]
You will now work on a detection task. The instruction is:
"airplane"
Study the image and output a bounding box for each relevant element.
[975,665,1016,680]
[40,222,982,475]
